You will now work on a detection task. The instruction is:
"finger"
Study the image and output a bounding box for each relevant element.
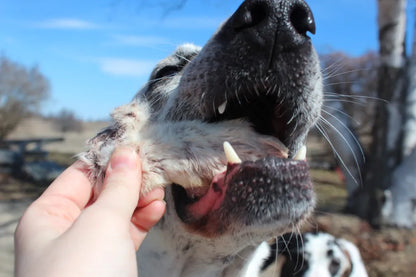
[15,162,93,244]
[130,200,166,250]
[40,161,92,211]
[138,188,165,208]
[131,200,166,234]
[93,146,141,220]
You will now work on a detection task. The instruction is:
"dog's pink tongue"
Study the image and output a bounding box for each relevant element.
[188,171,228,218]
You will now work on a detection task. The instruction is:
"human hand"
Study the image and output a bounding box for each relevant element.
[14,147,166,277]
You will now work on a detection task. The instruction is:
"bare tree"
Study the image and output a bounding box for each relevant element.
[403,15,416,157]
[0,56,50,139]
[320,52,379,211]
[382,6,416,228]
[349,0,408,226]
[52,109,83,133]
[320,52,379,132]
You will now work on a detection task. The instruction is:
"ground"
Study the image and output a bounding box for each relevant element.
[0,117,415,276]
[309,169,416,277]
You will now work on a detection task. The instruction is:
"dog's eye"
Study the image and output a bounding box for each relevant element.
[153,65,182,81]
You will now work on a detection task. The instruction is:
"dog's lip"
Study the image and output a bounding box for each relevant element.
[182,140,292,200]
[183,142,306,202]
[183,157,312,223]
[184,143,308,219]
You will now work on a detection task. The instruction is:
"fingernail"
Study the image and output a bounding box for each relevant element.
[109,146,138,171]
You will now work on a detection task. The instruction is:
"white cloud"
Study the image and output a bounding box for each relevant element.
[98,58,156,77]
[113,34,170,46]
[34,18,98,30]
[133,16,224,30]
[161,16,224,30]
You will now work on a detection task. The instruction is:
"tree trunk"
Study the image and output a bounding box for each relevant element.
[383,6,416,228]
[349,0,407,227]
[403,16,416,157]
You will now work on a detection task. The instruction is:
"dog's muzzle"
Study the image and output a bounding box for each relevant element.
[168,0,322,237]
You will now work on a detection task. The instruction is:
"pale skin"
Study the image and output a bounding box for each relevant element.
[14,147,166,277]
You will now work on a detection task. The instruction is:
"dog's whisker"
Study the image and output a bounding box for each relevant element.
[296,225,306,274]
[322,105,360,125]
[315,122,360,188]
[270,236,278,277]
[319,115,364,186]
[321,109,366,163]
[137,75,175,90]
[323,67,373,80]
[321,62,343,76]
[291,232,305,275]
[324,92,388,104]
[293,228,302,273]
[323,98,368,107]
[282,232,294,263]
[324,80,356,87]
[174,53,193,63]
[320,58,346,76]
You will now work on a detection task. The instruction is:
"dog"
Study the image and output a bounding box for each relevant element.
[262,232,368,277]
[80,0,323,276]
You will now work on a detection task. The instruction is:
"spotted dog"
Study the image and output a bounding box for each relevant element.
[263,232,368,277]
[80,0,323,276]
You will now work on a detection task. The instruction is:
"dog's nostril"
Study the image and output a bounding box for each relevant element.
[233,2,269,32]
[289,4,316,36]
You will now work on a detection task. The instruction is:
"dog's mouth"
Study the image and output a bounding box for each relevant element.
[172,102,314,236]
[186,142,308,209]
[210,90,302,153]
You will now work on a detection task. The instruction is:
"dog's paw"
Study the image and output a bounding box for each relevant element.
[78,100,151,197]
[111,101,150,138]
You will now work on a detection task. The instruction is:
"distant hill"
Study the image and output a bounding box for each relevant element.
[7,116,109,154]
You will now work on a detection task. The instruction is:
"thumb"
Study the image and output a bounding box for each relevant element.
[93,146,141,220]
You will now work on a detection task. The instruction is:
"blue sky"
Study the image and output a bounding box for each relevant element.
[0,0,415,120]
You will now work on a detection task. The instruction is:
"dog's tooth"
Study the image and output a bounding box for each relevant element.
[223,141,242,164]
[218,101,227,115]
[294,145,307,161]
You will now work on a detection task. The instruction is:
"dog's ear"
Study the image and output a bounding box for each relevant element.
[336,238,368,277]
[151,65,183,82]
[110,101,150,134]
[147,43,201,86]
[138,44,201,114]
[78,101,151,195]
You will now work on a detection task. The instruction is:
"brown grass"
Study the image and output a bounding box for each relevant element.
[7,116,109,154]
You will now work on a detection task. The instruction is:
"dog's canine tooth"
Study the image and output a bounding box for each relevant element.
[223,141,242,164]
[218,101,227,115]
[294,145,307,161]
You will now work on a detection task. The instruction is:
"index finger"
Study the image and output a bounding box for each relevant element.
[40,161,93,211]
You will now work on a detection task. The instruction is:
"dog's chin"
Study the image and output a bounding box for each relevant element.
[172,156,315,238]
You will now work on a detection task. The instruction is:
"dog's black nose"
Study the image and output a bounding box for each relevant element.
[289,1,316,35]
[230,0,315,47]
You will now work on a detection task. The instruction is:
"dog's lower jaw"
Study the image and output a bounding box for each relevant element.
[138,186,306,277]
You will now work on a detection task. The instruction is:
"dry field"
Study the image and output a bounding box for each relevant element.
[6,116,109,154]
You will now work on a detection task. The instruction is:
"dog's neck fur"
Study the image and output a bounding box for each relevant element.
[138,228,269,277]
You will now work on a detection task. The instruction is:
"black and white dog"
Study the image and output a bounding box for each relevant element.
[262,232,368,277]
[81,0,323,276]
